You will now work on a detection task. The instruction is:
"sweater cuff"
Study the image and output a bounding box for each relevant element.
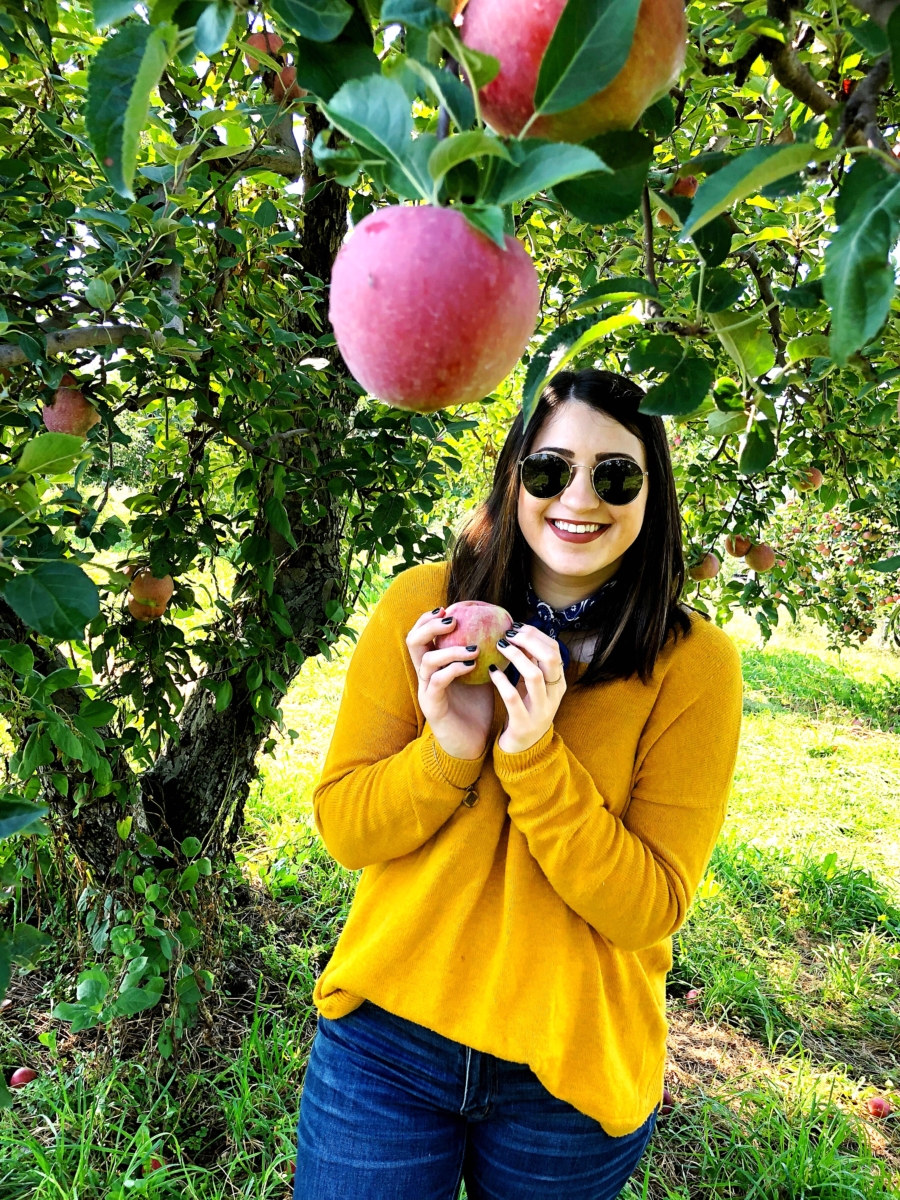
[422,725,487,791]
[492,725,556,780]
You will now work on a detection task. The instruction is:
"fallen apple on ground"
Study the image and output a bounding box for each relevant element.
[866,1095,893,1118]
[434,601,513,685]
[9,1067,37,1087]
[660,1087,675,1115]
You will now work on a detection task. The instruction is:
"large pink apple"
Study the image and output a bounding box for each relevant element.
[43,385,100,437]
[328,205,539,412]
[434,600,513,685]
[460,0,686,143]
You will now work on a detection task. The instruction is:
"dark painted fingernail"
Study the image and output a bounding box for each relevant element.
[431,607,442,615]
[489,664,498,673]
[505,629,517,637]
[466,644,478,652]
[442,616,453,624]
[463,659,475,666]
[497,638,509,648]
[512,622,523,629]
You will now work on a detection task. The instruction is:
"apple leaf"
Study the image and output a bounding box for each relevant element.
[4,562,100,641]
[689,268,745,313]
[17,433,84,476]
[194,0,236,57]
[0,799,48,840]
[710,307,776,379]
[431,26,499,90]
[91,0,139,28]
[381,0,449,30]
[485,141,606,208]
[323,76,430,200]
[534,0,642,117]
[640,356,715,417]
[553,131,652,225]
[681,143,833,237]
[456,202,506,248]
[888,4,900,87]
[570,276,657,312]
[404,59,475,131]
[427,130,510,187]
[293,30,380,102]
[739,419,777,474]
[85,21,177,200]
[823,170,900,364]
[871,555,900,572]
[267,0,352,42]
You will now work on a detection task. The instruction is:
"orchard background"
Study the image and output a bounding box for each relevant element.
[1,0,899,1193]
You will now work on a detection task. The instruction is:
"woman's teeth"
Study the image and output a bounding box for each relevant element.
[551,520,606,533]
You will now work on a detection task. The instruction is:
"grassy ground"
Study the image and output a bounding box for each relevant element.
[2,607,899,1197]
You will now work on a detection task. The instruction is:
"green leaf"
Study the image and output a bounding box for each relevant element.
[85,21,178,199]
[76,966,110,1007]
[17,433,84,475]
[888,6,900,87]
[194,0,235,57]
[689,268,745,313]
[628,334,683,375]
[710,307,776,379]
[110,985,164,1017]
[534,0,641,117]
[268,0,352,43]
[785,334,831,364]
[264,496,297,547]
[252,198,279,227]
[79,699,117,726]
[823,171,900,364]
[202,677,233,712]
[48,720,83,761]
[178,863,200,891]
[293,23,380,102]
[456,203,506,247]
[871,555,900,572]
[85,276,116,312]
[553,131,652,225]
[0,644,34,674]
[707,409,747,437]
[681,143,834,237]
[846,19,888,57]
[181,835,202,857]
[739,419,776,474]
[4,562,100,641]
[569,276,657,312]
[431,27,499,90]
[381,0,449,30]
[486,140,606,208]
[640,357,714,417]
[117,816,132,841]
[323,76,429,200]
[0,799,48,839]
[10,923,52,969]
[404,59,475,132]
[92,0,139,28]
[428,130,510,186]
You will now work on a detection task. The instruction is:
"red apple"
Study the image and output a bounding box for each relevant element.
[129,569,174,622]
[434,601,513,685]
[657,209,674,227]
[43,387,100,438]
[685,988,702,1005]
[9,1067,37,1088]
[796,467,824,492]
[866,1095,892,1119]
[273,65,306,102]
[461,0,686,143]
[660,1087,674,1115]
[724,534,751,557]
[745,544,776,573]
[244,30,283,70]
[671,175,698,198]
[329,205,539,412]
[688,553,720,581]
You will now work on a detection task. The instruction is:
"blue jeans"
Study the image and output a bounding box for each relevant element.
[294,1000,657,1200]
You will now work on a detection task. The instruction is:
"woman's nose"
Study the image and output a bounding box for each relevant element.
[563,466,603,512]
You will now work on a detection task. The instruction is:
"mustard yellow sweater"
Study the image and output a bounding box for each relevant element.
[312,562,743,1136]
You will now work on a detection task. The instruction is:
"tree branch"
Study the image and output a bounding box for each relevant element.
[0,324,157,368]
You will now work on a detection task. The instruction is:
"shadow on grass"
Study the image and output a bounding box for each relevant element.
[740,647,900,732]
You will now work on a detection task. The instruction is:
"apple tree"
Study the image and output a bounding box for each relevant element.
[0,0,899,1049]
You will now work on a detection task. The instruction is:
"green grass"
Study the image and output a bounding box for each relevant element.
[3,609,900,1197]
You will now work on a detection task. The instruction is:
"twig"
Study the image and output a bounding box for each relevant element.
[641,186,657,291]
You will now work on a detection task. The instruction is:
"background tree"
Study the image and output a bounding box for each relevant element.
[0,0,899,1051]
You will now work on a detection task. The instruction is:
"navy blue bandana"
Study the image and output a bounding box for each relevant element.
[505,579,618,686]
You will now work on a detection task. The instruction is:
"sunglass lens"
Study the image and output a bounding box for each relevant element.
[592,460,645,505]
[521,453,570,498]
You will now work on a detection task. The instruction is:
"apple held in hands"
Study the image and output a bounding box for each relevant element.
[460,0,686,143]
[329,205,539,413]
[435,601,513,685]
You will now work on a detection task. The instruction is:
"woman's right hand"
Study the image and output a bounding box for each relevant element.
[406,608,495,761]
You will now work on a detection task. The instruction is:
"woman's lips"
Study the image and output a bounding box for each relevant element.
[546,519,611,544]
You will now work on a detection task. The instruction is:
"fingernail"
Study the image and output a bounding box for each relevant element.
[442,617,453,624]
[431,607,442,615]
[505,629,517,637]
[512,622,523,629]
[466,644,478,652]
[463,659,475,666]
[497,638,509,648]
[488,664,498,672]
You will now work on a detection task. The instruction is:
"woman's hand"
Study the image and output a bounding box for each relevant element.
[488,625,567,754]
[405,608,495,761]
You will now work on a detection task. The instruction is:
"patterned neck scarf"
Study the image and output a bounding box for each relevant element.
[519,578,618,673]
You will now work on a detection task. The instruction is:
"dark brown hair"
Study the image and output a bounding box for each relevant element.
[446,368,694,685]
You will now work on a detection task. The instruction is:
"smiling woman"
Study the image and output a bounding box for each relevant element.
[293,368,743,1200]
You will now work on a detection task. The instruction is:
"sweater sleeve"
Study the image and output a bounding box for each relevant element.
[313,572,486,871]
[492,625,742,952]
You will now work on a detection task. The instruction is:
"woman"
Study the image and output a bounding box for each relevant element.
[293,368,743,1200]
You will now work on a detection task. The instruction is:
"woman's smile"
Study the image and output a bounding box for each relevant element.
[547,518,612,543]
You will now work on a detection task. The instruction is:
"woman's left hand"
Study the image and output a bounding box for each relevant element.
[488,625,567,754]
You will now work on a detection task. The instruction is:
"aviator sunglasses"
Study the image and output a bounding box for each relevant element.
[518,451,648,506]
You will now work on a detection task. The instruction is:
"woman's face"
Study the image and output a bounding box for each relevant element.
[517,401,649,603]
